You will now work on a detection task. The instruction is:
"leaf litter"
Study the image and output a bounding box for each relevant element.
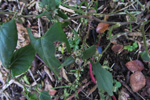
[0,0,150,100]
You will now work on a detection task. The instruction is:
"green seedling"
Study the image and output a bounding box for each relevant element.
[23,87,38,100]
[113,80,121,92]
[69,30,80,51]
[124,42,138,51]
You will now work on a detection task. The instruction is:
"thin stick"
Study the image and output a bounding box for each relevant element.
[66,81,91,100]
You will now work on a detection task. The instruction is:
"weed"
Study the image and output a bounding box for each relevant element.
[124,42,138,51]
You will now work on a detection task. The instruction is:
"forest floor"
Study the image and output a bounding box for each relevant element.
[0,0,150,100]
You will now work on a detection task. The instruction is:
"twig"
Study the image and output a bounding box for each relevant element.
[93,16,136,25]
[118,79,141,100]
[0,79,24,93]
[35,54,45,64]
[59,5,75,13]
[62,15,89,22]
[66,81,91,100]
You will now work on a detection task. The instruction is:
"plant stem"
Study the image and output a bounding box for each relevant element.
[0,11,37,18]
[141,20,150,53]
[62,15,89,22]
[98,42,111,62]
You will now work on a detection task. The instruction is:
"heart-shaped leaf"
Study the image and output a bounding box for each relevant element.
[27,23,71,76]
[10,44,35,77]
[83,45,96,59]
[92,62,113,96]
[0,19,18,68]
[40,91,51,100]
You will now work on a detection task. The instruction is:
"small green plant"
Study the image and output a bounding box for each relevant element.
[113,80,121,92]
[124,42,138,51]
[69,30,80,51]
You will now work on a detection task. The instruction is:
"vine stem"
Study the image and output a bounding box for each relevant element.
[98,42,111,62]
[141,20,150,53]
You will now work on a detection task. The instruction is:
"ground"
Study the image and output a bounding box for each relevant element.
[0,0,150,100]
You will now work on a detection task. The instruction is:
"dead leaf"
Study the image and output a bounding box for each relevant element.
[146,77,150,87]
[118,88,129,100]
[125,60,144,73]
[16,23,30,48]
[61,68,70,82]
[130,71,146,92]
[96,23,109,34]
[87,85,97,96]
[44,66,55,82]
[111,44,123,53]
[45,84,57,96]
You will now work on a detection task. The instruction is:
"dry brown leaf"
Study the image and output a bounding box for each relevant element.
[111,44,123,53]
[87,85,97,96]
[96,23,109,34]
[45,84,57,96]
[146,77,150,87]
[16,23,30,48]
[44,66,55,82]
[118,88,129,100]
[125,60,144,73]
[130,71,146,92]
[61,68,70,82]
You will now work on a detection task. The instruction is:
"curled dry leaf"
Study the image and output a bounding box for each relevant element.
[96,23,109,34]
[111,44,123,53]
[130,71,146,92]
[16,23,30,49]
[45,84,57,96]
[125,60,144,73]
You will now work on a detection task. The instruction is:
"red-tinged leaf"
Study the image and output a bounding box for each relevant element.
[130,71,146,92]
[125,60,144,73]
[111,44,123,53]
[96,23,109,34]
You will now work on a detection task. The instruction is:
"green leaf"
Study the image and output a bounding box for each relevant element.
[40,91,51,100]
[59,56,75,68]
[0,19,18,68]
[141,51,150,62]
[27,23,71,76]
[24,88,38,100]
[83,45,96,59]
[10,44,35,77]
[28,93,38,100]
[40,0,56,10]
[92,62,113,96]
[57,10,68,19]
